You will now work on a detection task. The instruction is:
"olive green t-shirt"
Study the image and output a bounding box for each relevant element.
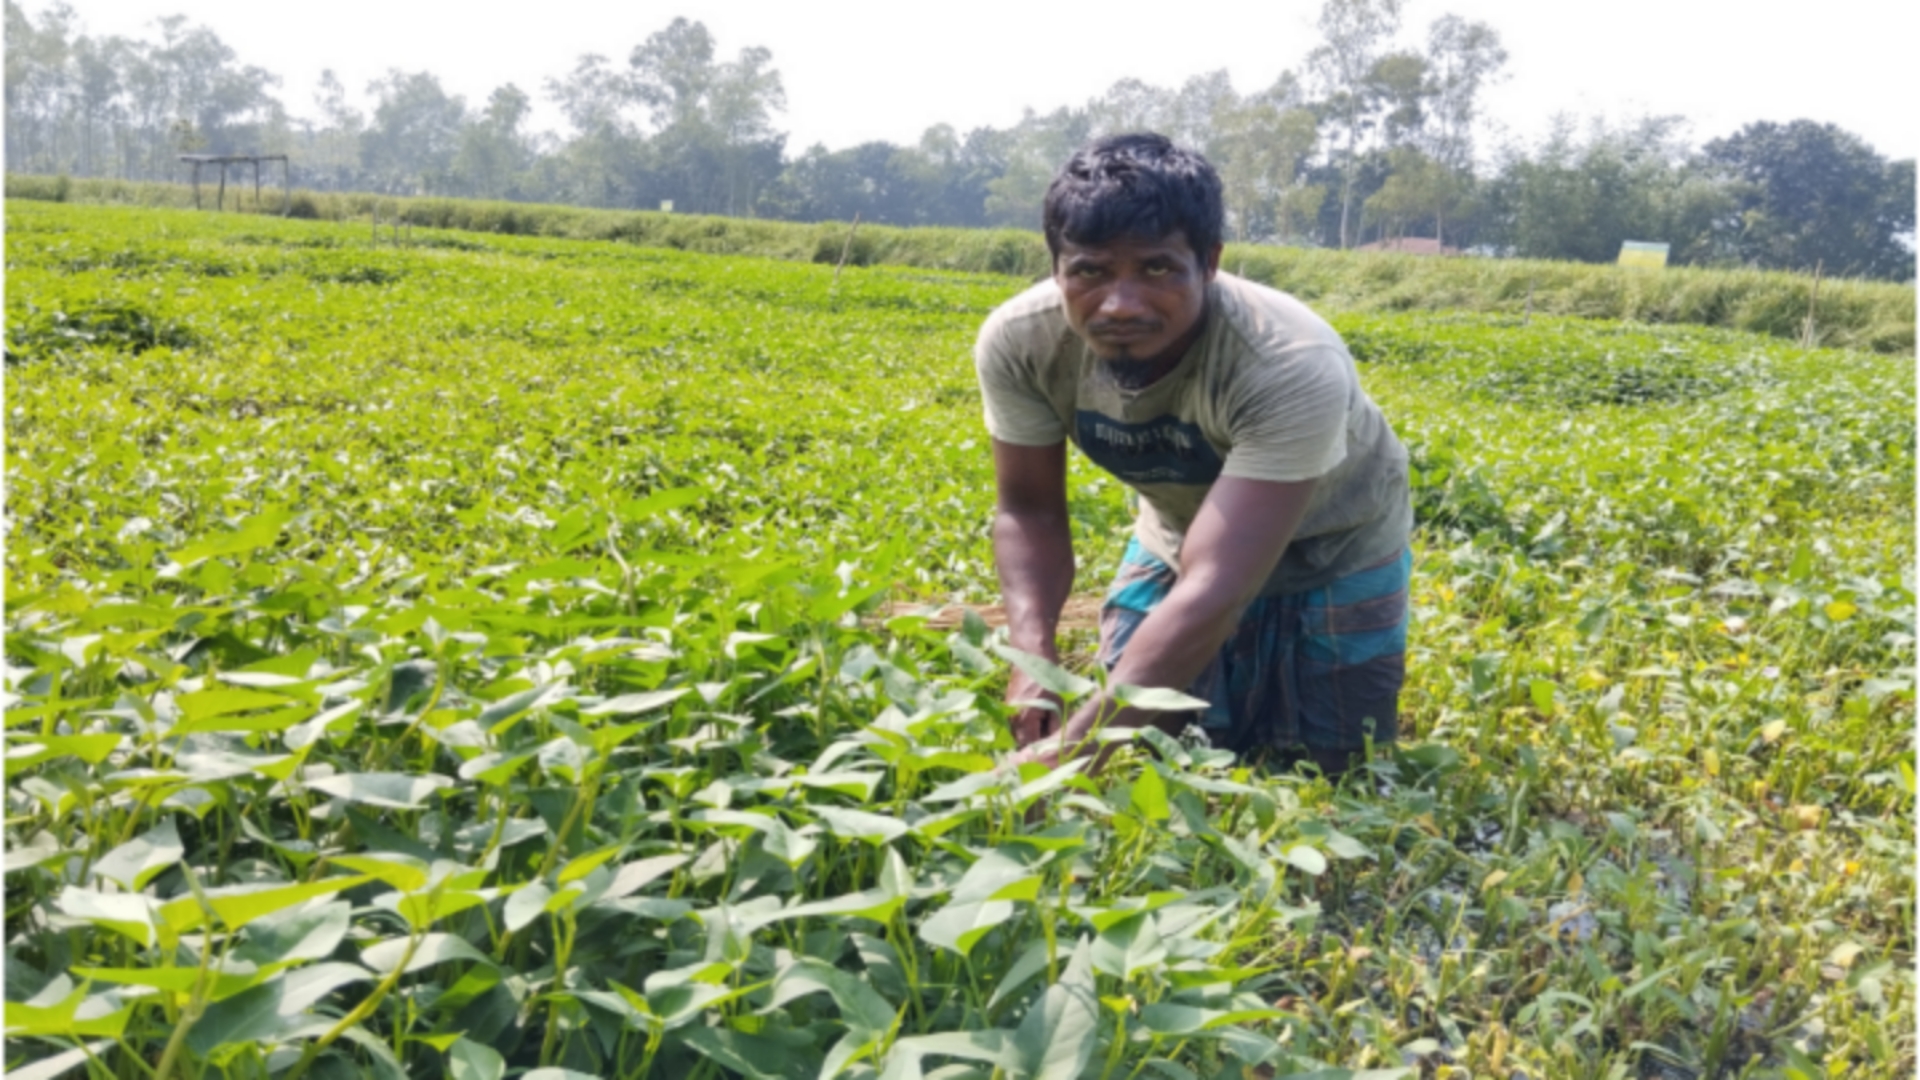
[974,272,1411,596]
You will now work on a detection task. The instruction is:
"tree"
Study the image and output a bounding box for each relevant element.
[1423,15,1506,171]
[452,84,534,200]
[1702,120,1915,280]
[1487,115,1734,265]
[984,107,1091,229]
[626,18,787,215]
[543,53,647,207]
[1214,96,1320,243]
[1306,0,1405,248]
[360,70,467,194]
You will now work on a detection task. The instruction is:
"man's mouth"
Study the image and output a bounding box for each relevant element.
[1089,321,1160,342]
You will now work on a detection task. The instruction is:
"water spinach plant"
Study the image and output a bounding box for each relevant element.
[4,201,1913,1078]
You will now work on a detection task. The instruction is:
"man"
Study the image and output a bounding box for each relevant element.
[975,133,1412,778]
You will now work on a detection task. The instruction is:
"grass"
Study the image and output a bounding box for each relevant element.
[3,200,1912,1079]
[8,173,1912,354]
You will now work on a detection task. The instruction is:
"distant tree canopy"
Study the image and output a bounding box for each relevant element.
[5,0,1912,279]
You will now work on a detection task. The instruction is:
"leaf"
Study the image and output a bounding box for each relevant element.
[918,899,1017,959]
[1131,766,1170,822]
[3,984,132,1038]
[161,877,371,935]
[598,853,690,903]
[4,832,68,873]
[883,1031,1012,1080]
[1093,911,1167,979]
[797,770,885,801]
[458,750,537,786]
[93,817,184,891]
[1138,1003,1291,1036]
[557,843,624,885]
[186,980,295,1054]
[781,884,906,926]
[922,767,1014,804]
[284,701,362,750]
[237,901,351,965]
[1113,684,1210,712]
[987,938,1052,1010]
[306,771,454,809]
[584,687,689,716]
[1010,936,1100,1080]
[1279,843,1328,877]
[172,507,293,567]
[3,1040,113,1080]
[621,486,706,520]
[949,848,1042,904]
[55,887,156,947]
[448,1036,506,1080]
[362,932,495,975]
[811,806,911,844]
[680,1025,812,1080]
[762,956,896,1031]
[330,853,428,893]
[5,733,123,768]
[478,684,556,732]
[71,964,264,1001]
[505,881,552,932]
[172,688,309,733]
[989,642,1096,698]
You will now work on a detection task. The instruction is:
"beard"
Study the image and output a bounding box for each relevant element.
[1096,355,1173,391]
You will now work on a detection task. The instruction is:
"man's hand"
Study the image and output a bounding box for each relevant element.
[1005,666,1061,748]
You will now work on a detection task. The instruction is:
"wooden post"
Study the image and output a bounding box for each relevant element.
[283,158,291,216]
[191,161,201,209]
[1800,260,1823,349]
[216,162,226,210]
[833,213,862,288]
[253,160,261,209]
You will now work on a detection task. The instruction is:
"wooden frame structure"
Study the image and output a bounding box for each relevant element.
[180,154,291,214]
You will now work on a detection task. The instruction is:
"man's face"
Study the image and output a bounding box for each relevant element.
[1053,230,1221,368]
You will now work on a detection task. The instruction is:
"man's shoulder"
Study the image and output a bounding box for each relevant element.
[1209,273,1349,360]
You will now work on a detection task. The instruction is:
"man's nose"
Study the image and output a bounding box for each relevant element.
[1099,277,1150,319]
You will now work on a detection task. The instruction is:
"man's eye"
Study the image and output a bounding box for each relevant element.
[1074,265,1105,278]
[1144,263,1172,276]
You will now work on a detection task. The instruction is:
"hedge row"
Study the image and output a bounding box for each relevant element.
[9,173,1910,352]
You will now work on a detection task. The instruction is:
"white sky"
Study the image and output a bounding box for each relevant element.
[31,0,1920,162]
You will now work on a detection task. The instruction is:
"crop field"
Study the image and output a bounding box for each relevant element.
[3,201,1913,1080]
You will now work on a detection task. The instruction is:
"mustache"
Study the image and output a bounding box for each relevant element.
[1086,317,1163,336]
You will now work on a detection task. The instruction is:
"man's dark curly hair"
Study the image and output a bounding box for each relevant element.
[1042,133,1225,265]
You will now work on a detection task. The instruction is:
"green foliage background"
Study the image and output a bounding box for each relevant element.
[9,176,1915,355]
[3,203,1913,1079]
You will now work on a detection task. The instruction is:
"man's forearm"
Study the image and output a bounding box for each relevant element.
[1106,577,1244,694]
[993,508,1075,653]
[1060,574,1247,745]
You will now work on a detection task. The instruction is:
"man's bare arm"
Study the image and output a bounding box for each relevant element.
[1041,474,1319,759]
[990,438,1074,746]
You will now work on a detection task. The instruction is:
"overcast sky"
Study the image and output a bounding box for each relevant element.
[34,0,1920,162]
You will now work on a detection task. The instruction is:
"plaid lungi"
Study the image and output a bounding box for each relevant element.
[1099,539,1411,755]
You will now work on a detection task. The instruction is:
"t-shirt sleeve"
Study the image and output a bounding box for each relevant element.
[1218,343,1351,482]
[974,314,1067,446]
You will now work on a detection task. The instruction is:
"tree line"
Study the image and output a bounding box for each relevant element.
[6,0,1913,280]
